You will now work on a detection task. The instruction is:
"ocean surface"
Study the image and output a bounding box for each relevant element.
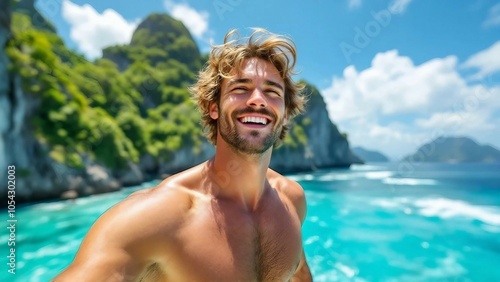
[1,162,500,281]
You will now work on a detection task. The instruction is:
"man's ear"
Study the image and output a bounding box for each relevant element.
[283,113,288,125]
[209,103,219,119]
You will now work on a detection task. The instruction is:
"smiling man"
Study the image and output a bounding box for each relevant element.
[54,28,312,282]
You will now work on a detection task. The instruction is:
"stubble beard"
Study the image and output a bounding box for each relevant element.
[218,109,283,155]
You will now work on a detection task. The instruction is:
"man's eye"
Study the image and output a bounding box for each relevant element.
[233,87,247,92]
[266,90,281,96]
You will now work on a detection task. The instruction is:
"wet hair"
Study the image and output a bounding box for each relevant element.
[190,28,307,145]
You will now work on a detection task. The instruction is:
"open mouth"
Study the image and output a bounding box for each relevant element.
[237,116,270,128]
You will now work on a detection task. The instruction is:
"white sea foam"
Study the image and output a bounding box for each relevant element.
[421,251,467,279]
[335,262,357,278]
[389,251,466,281]
[350,164,385,171]
[308,216,320,222]
[287,174,314,182]
[23,240,81,260]
[304,236,320,245]
[482,224,500,233]
[403,208,413,214]
[289,169,394,183]
[313,170,393,182]
[317,173,356,181]
[313,269,339,282]
[382,178,437,186]
[421,241,430,249]
[29,268,48,282]
[370,197,410,209]
[371,196,500,226]
[364,171,393,179]
[31,202,68,211]
[414,198,500,226]
[323,238,333,248]
[30,215,50,226]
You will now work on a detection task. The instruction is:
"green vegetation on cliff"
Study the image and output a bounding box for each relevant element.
[6,12,309,171]
[6,13,204,169]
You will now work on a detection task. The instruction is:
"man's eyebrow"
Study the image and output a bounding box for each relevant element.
[227,78,284,92]
[265,80,284,91]
[227,78,252,87]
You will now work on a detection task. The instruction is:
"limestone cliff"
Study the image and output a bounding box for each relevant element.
[1,2,361,204]
[0,1,126,204]
[271,83,363,172]
[0,0,13,195]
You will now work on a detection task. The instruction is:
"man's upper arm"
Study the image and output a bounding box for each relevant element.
[292,250,313,282]
[53,199,143,280]
[54,186,190,281]
[284,178,307,224]
[285,179,313,281]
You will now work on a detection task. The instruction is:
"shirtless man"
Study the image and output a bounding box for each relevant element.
[54,28,312,282]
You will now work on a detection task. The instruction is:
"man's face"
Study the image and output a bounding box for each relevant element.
[211,57,287,154]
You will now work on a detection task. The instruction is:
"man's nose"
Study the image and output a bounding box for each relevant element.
[246,88,267,108]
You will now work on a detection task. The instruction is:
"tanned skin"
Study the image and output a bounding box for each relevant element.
[54,58,313,282]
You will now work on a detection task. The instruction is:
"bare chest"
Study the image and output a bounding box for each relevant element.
[164,194,303,281]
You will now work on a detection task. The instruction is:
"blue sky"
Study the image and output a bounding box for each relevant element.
[35,0,500,159]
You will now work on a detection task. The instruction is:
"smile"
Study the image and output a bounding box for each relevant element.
[239,116,269,125]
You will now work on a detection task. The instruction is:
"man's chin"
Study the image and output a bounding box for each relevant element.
[229,138,274,155]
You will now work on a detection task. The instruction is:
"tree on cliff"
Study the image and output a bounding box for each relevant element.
[2,5,359,203]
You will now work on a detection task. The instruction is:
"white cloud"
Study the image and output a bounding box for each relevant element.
[415,111,494,133]
[322,49,500,159]
[461,41,500,79]
[324,50,466,120]
[483,3,500,27]
[163,0,209,39]
[61,0,139,59]
[348,0,362,10]
[388,0,413,14]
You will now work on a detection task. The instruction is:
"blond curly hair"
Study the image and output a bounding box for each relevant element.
[190,28,307,145]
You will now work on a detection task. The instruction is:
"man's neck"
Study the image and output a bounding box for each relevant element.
[209,141,273,211]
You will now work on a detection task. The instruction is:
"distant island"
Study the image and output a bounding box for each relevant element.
[403,136,500,163]
[352,147,389,162]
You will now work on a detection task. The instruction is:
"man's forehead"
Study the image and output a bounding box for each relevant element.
[238,57,278,72]
[227,58,284,86]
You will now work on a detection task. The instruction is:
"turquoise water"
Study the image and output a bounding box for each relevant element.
[1,163,500,281]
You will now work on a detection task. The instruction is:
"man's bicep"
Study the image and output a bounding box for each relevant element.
[54,216,141,280]
[54,186,189,281]
[54,196,147,280]
[54,248,138,281]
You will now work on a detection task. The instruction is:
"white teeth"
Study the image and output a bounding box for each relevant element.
[241,116,267,125]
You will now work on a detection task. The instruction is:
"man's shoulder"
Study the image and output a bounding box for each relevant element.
[127,161,208,207]
[96,170,204,238]
[267,168,305,199]
[267,168,307,221]
[54,172,202,280]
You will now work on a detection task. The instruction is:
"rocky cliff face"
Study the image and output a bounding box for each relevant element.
[1,2,361,204]
[271,84,362,172]
[0,2,132,204]
[0,0,12,194]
